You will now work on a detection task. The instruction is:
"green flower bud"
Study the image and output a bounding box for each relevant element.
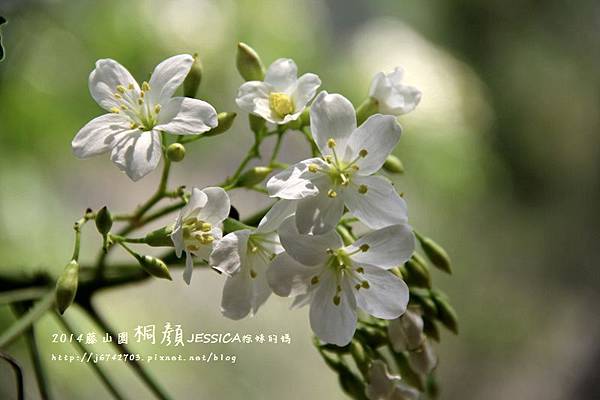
[404,257,431,288]
[136,255,172,281]
[205,112,237,136]
[55,260,79,315]
[356,96,379,125]
[166,143,186,162]
[183,53,203,98]
[431,292,458,334]
[416,233,452,274]
[409,288,438,318]
[95,206,112,235]
[422,317,440,342]
[237,166,272,188]
[383,154,404,174]
[249,114,266,135]
[236,42,265,81]
[338,368,367,400]
[349,340,369,376]
[144,226,174,247]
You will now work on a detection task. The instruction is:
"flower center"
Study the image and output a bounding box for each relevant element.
[181,217,213,252]
[246,234,278,279]
[268,92,294,118]
[307,138,369,198]
[310,245,371,306]
[109,81,161,131]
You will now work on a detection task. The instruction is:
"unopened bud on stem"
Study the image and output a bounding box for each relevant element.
[415,232,452,274]
[236,42,265,81]
[183,53,203,98]
[205,112,237,136]
[237,166,272,187]
[136,255,172,281]
[166,143,186,162]
[55,260,79,314]
[383,154,404,174]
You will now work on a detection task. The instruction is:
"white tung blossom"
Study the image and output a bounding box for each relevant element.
[267,91,407,234]
[236,58,321,124]
[209,200,296,320]
[369,67,421,116]
[366,360,420,400]
[170,187,230,285]
[72,54,218,181]
[267,217,415,346]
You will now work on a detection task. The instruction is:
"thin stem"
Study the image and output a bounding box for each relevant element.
[0,351,24,400]
[84,304,173,400]
[24,326,53,400]
[0,287,48,305]
[269,132,284,165]
[301,126,319,157]
[110,234,146,244]
[54,312,126,400]
[71,216,88,261]
[0,290,55,348]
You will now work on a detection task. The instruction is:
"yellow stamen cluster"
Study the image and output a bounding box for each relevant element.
[269,92,294,118]
[110,80,160,131]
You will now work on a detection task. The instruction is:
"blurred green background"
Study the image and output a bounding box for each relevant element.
[1,0,599,399]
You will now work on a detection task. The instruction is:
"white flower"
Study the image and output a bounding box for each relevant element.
[388,309,425,352]
[365,360,420,400]
[369,67,421,116]
[267,217,414,346]
[209,200,295,320]
[72,55,218,181]
[170,187,230,284]
[407,340,437,375]
[267,91,407,234]
[236,58,321,124]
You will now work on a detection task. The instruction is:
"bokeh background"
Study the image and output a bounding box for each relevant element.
[1,0,599,399]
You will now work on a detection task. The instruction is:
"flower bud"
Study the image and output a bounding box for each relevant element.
[408,340,437,375]
[338,369,366,399]
[249,114,266,135]
[388,310,424,352]
[237,166,272,188]
[383,154,404,174]
[55,260,79,315]
[409,288,438,318]
[349,340,369,376]
[144,226,174,247]
[404,257,431,288]
[391,351,425,391]
[183,53,203,98]
[95,206,112,235]
[136,255,172,281]
[205,112,237,136]
[422,317,440,342]
[416,233,452,274]
[166,143,186,162]
[236,42,265,81]
[431,292,458,334]
[355,96,379,125]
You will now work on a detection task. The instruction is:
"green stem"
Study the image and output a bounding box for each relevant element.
[110,234,146,244]
[0,287,48,305]
[301,126,319,157]
[0,290,55,348]
[24,326,53,400]
[269,132,284,165]
[84,304,173,400]
[54,312,126,400]
[0,351,24,400]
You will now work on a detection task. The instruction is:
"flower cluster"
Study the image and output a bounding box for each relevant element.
[69,47,456,400]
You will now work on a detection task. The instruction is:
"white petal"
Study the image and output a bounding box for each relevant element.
[154,97,217,135]
[235,81,277,122]
[183,251,194,284]
[196,187,230,224]
[72,114,131,158]
[221,268,253,320]
[109,130,162,181]
[170,222,185,258]
[267,252,320,297]
[209,230,250,275]
[366,360,420,400]
[256,200,296,233]
[310,91,356,157]
[407,340,437,375]
[344,175,408,229]
[369,68,422,116]
[266,158,327,200]
[147,54,194,106]
[309,270,357,346]
[388,310,424,352]
[290,73,321,110]
[345,115,402,175]
[290,292,312,309]
[347,224,415,269]
[89,59,140,111]
[354,264,408,320]
[264,58,297,91]
[278,217,343,266]
[295,189,344,235]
